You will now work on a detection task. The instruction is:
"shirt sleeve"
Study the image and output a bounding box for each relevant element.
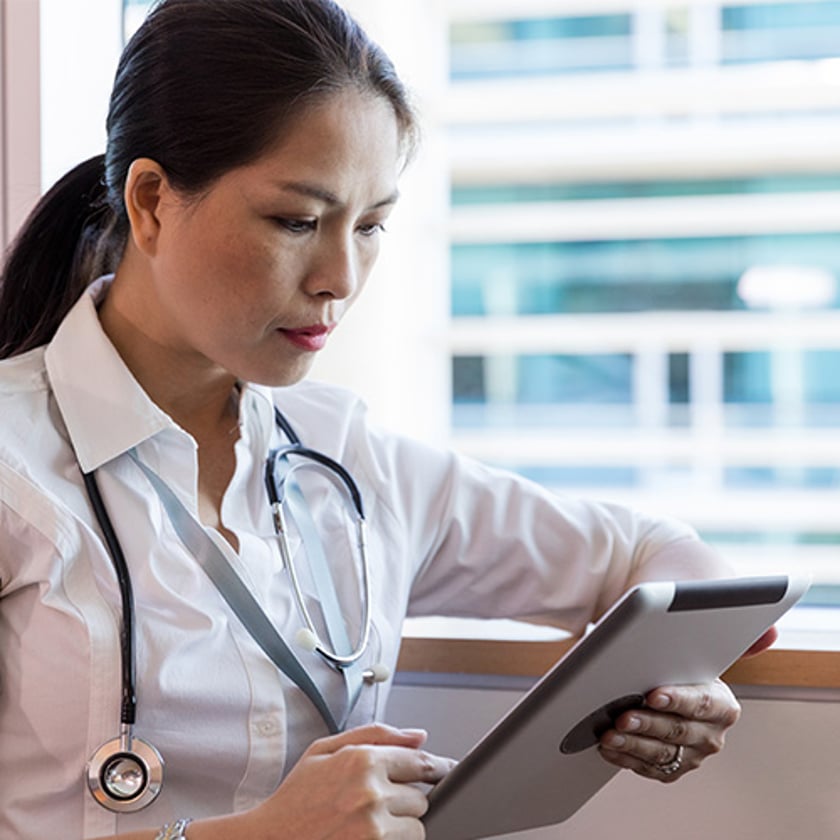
[354,417,733,638]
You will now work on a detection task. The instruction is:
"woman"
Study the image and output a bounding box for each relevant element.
[0,1,767,838]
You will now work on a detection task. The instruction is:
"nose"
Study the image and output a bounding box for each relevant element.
[304,237,359,301]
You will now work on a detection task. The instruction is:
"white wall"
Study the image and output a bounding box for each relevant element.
[39,0,122,190]
[387,680,840,839]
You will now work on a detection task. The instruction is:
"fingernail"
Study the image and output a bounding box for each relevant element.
[607,733,626,748]
[650,693,671,710]
[623,715,641,731]
[400,727,428,737]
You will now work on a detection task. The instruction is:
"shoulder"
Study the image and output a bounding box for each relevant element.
[0,346,70,504]
[272,378,462,491]
[272,378,366,418]
[270,379,369,450]
[0,346,49,398]
[0,347,52,458]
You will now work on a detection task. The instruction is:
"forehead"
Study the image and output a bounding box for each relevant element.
[238,90,403,201]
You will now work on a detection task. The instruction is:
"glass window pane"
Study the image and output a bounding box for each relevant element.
[451,234,840,317]
[452,175,840,205]
[450,14,633,79]
[722,1,840,63]
[453,353,634,428]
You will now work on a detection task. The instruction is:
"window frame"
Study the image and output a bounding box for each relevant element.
[0,0,41,249]
[397,637,840,695]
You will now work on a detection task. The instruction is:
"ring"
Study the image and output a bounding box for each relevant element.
[654,745,684,776]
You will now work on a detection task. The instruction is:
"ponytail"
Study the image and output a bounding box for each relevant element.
[0,155,126,359]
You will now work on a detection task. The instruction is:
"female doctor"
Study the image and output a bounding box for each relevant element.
[0,1,771,838]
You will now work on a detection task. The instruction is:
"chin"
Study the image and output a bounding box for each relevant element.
[249,362,314,389]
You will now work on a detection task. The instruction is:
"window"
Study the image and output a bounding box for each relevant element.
[34,1,840,639]
[450,14,634,78]
[443,1,840,619]
[722,1,840,63]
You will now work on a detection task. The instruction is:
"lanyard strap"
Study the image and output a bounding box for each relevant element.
[128,450,342,734]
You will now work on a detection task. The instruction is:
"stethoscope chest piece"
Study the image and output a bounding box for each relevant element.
[86,732,164,812]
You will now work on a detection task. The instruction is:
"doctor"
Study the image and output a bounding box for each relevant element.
[0,1,771,838]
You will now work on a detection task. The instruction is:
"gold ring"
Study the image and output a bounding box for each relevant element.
[655,744,684,776]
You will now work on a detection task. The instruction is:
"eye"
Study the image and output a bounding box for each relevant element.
[274,217,317,234]
[357,222,387,238]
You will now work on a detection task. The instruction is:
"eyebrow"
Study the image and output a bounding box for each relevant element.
[276,180,400,211]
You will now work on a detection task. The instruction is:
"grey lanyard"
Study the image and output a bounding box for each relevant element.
[129,450,361,733]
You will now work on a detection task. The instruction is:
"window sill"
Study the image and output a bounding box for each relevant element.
[396,637,840,690]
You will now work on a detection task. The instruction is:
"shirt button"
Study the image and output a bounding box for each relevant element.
[253,715,281,737]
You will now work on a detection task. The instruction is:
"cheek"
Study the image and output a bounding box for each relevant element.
[198,235,285,309]
[208,229,263,277]
[156,227,231,310]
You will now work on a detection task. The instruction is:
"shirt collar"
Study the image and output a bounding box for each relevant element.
[44,277,174,473]
[45,277,280,474]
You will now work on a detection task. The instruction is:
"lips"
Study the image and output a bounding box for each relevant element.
[279,323,335,352]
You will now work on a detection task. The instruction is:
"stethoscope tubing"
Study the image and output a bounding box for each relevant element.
[82,470,137,728]
[266,406,371,669]
[270,481,371,667]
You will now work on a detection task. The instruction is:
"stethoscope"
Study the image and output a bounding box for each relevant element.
[81,406,386,813]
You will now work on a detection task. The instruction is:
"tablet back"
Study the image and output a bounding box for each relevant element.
[422,575,809,840]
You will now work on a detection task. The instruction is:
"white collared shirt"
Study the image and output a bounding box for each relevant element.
[0,279,724,838]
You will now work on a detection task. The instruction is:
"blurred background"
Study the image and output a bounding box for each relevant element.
[27,0,840,627]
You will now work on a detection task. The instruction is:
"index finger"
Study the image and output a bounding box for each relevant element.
[307,723,429,757]
[646,679,740,726]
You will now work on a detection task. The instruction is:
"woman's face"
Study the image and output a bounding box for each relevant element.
[126,89,402,387]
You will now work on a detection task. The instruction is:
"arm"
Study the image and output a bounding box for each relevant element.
[368,439,750,785]
[92,726,454,840]
[399,446,734,632]
[289,383,734,629]
[322,396,754,787]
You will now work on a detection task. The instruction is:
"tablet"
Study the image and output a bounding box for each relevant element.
[422,574,809,840]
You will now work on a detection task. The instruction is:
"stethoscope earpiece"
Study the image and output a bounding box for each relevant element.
[296,626,389,683]
[363,663,390,684]
[295,627,319,652]
[87,730,164,813]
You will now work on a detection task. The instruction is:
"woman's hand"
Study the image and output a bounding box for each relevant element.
[243,723,456,839]
[597,678,741,783]
[597,626,777,782]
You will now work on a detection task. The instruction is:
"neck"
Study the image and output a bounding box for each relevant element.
[98,274,240,441]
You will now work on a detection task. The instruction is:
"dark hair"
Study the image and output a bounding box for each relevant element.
[0,0,417,359]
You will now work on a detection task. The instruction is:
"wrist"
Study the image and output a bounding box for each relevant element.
[154,818,193,840]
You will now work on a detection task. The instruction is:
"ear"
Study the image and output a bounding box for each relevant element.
[123,157,173,257]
